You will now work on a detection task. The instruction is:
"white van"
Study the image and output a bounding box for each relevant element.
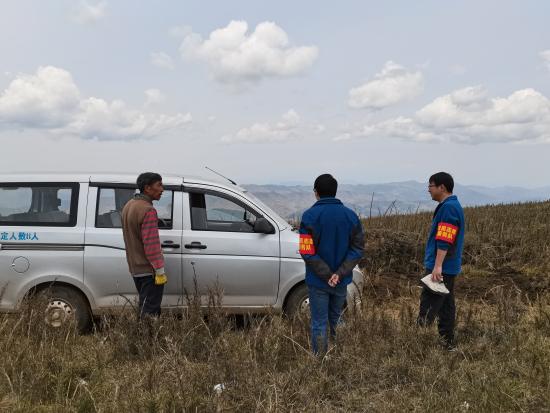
[0,173,364,329]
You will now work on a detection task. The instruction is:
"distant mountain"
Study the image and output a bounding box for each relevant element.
[244,181,550,219]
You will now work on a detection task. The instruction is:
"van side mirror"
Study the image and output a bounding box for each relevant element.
[253,217,275,234]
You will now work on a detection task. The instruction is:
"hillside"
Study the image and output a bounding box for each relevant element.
[0,201,548,411]
[360,200,550,300]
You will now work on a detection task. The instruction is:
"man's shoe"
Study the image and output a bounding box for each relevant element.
[442,340,458,352]
[446,344,458,352]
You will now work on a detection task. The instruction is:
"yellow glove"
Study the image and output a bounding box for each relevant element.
[154,273,167,285]
[154,268,167,285]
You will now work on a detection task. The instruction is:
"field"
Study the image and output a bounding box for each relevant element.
[1,202,549,412]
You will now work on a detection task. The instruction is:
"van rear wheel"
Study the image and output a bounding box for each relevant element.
[39,285,93,332]
[284,284,310,318]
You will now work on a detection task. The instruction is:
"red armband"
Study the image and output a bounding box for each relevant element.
[435,222,458,244]
[299,234,316,254]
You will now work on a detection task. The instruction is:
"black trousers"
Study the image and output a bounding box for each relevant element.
[133,275,164,318]
[417,274,456,344]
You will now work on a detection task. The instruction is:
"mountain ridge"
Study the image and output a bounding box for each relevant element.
[244,181,550,218]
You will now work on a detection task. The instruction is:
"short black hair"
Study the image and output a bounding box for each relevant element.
[429,172,454,193]
[314,174,338,198]
[137,172,162,193]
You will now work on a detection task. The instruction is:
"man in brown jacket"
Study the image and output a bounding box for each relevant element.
[122,172,167,318]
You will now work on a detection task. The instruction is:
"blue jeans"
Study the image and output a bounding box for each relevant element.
[308,284,347,354]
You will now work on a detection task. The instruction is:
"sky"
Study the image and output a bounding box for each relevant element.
[1,0,549,187]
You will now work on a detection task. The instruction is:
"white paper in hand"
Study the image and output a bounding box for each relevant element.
[421,274,450,295]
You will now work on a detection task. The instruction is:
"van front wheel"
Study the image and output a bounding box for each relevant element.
[39,285,93,332]
[284,284,310,318]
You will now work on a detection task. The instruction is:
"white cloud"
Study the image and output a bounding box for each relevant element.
[179,21,318,84]
[150,52,175,70]
[73,1,107,24]
[0,66,191,140]
[67,98,191,141]
[450,64,468,76]
[170,25,192,38]
[0,66,80,128]
[333,132,352,141]
[337,86,550,144]
[540,50,550,72]
[348,61,424,110]
[221,109,302,143]
[144,88,166,106]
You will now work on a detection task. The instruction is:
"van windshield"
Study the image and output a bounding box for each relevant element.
[243,191,289,230]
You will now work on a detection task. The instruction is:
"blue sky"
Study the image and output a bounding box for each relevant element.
[1,1,549,187]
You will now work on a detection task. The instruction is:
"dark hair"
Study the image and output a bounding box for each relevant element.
[314,174,338,198]
[429,172,454,193]
[137,172,162,193]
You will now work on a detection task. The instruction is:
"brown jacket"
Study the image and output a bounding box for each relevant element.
[121,194,165,276]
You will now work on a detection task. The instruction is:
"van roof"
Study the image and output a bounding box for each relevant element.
[0,172,247,192]
[0,172,289,229]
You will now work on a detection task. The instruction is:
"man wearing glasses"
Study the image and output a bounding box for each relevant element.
[418,172,465,350]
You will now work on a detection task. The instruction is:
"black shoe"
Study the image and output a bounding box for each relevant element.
[446,344,458,352]
[440,337,457,352]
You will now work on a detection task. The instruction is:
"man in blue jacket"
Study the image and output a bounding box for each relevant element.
[299,174,365,354]
[418,172,465,350]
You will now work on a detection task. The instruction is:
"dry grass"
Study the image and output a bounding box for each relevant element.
[1,290,549,412]
[0,201,549,412]
[362,201,550,297]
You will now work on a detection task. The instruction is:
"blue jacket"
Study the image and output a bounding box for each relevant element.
[424,195,465,276]
[299,197,365,288]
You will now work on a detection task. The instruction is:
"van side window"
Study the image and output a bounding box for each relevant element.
[0,183,78,227]
[189,192,259,232]
[96,188,173,229]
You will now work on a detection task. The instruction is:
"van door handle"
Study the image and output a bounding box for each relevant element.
[184,242,207,250]
[161,241,180,249]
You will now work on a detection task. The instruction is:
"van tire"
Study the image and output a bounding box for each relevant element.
[284,284,310,318]
[39,285,93,333]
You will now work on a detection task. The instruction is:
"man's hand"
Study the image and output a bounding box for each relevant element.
[431,249,447,282]
[328,274,340,287]
[154,273,168,285]
[431,266,443,282]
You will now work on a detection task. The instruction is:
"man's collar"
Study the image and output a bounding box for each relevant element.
[440,194,457,204]
[314,197,342,205]
[135,193,153,204]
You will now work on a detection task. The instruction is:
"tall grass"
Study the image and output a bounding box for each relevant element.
[362,201,550,284]
[0,201,549,412]
[1,289,549,411]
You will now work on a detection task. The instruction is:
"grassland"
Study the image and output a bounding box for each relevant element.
[0,201,549,412]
